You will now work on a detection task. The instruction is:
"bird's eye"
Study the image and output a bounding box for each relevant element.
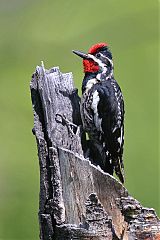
[96,53,101,58]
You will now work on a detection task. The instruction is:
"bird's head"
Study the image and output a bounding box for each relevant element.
[73,43,113,80]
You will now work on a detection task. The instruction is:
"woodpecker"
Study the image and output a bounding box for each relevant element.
[73,43,125,183]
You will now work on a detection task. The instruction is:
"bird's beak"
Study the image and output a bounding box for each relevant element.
[72,50,90,59]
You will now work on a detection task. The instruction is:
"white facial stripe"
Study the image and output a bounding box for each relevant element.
[88,53,113,80]
[100,53,113,67]
[88,54,106,69]
[88,53,113,68]
[88,54,107,81]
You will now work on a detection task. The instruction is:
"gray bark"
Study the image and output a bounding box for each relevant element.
[30,63,160,240]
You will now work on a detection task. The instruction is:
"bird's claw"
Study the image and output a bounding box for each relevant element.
[55,113,79,135]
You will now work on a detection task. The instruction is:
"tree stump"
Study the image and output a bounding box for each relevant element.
[30,62,160,240]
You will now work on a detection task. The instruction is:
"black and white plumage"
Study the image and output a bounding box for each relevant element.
[73,43,125,183]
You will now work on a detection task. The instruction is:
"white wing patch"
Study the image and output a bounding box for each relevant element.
[118,126,123,147]
[91,90,102,131]
[111,81,123,128]
[86,78,98,92]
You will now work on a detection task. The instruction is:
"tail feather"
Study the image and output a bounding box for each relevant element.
[114,157,125,183]
[86,139,124,183]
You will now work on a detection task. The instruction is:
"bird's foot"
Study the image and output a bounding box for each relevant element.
[55,113,80,136]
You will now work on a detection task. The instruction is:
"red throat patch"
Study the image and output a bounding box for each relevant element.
[88,42,108,54]
[83,59,99,73]
[83,42,108,72]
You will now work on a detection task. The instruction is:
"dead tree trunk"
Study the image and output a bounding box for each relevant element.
[30,62,160,240]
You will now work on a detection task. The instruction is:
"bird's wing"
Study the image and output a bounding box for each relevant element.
[95,80,125,182]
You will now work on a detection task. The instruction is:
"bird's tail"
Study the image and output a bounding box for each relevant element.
[114,157,125,184]
[88,140,113,175]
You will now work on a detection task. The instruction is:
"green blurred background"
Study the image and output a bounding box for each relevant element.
[0,0,159,239]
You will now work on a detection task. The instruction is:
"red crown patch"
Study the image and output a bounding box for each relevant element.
[88,42,108,54]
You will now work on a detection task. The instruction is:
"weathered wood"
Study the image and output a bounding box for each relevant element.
[30,63,160,240]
